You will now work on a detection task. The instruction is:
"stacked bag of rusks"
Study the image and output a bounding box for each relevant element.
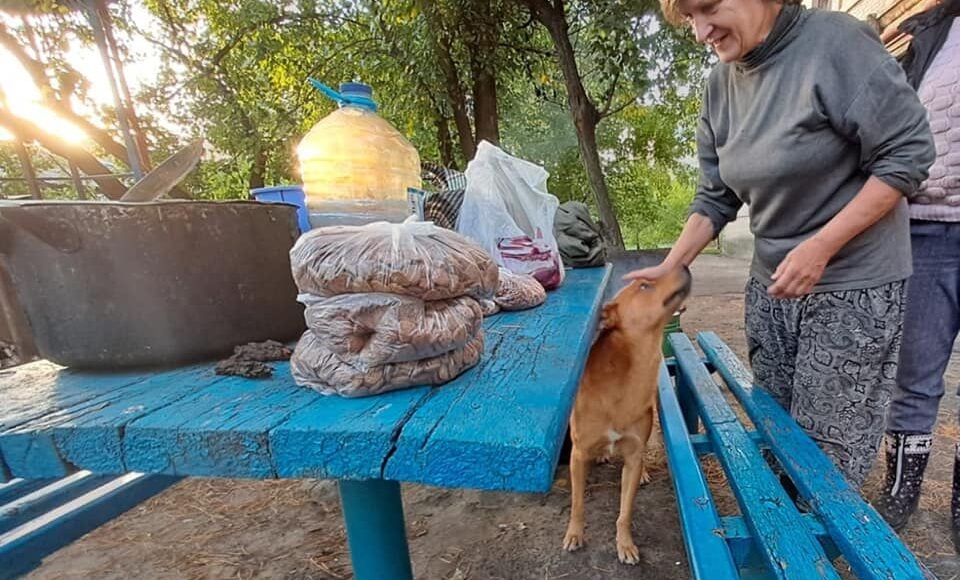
[289,220,548,398]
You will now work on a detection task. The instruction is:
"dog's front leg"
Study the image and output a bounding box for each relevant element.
[563,445,589,552]
[616,456,643,565]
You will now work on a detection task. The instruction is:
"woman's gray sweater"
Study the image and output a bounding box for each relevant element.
[690,5,936,291]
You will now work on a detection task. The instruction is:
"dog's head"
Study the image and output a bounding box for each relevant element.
[600,265,692,335]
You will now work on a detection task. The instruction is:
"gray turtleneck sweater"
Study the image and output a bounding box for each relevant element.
[690,5,936,292]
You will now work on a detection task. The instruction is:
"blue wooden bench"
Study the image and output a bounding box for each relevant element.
[659,331,926,579]
[0,472,180,579]
[0,265,610,580]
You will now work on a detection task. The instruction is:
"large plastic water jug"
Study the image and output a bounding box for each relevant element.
[297,80,421,227]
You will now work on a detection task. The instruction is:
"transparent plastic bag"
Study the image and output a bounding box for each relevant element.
[302,293,483,366]
[478,298,500,316]
[291,329,484,397]
[495,268,546,311]
[457,141,565,290]
[290,219,499,300]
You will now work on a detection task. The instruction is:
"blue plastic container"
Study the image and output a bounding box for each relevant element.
[251,185,311,234]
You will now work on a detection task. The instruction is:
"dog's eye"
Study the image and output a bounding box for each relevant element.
[638,282,651,291]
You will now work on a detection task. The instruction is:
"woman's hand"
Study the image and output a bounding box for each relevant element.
[767,176,903,300]
[767,237,836,299]
[623,262,675,282]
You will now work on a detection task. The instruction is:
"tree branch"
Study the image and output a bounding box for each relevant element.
[599,66,622,117]
[600,96,637,119]
[0,105,128,199]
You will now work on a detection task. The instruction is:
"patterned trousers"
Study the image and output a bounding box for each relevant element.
[744,277,906,488]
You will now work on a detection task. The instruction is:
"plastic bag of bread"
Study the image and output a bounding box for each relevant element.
[478,298,500,316]
[495,268,546,311]
[302,293,483,366]
[291,330,485,397]
[290,220,499,300]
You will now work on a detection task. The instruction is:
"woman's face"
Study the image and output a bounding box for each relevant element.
[678,0,783,62]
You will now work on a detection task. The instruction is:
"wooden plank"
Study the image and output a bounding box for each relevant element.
[0,362,154,433]
[0,473,180,577]
[0,479,30,504]
[669,333,839,580]
[382,265,610,492]
[698,332,925,580]
[722,515,841,569]
[273,266,609,485]
[1,267,608,486]
[0,359,174,477]
[269,387,432,480]
[124,367,321,477]
[0,364,211,478]
[690,431,766,456]
[657,361,738,579]
[0,471,115,535]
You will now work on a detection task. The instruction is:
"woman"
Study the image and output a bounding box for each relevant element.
[874,0,960,552]
[629,0,935,488]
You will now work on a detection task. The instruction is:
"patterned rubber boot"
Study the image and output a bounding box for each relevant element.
[952,443,960,554]
[874,432,932,532]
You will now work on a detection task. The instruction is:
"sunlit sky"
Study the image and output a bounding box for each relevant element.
[0,8,162,145]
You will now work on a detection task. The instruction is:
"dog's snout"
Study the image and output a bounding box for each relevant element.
[663,266,692,310]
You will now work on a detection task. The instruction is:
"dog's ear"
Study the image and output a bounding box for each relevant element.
[599,302,620,331]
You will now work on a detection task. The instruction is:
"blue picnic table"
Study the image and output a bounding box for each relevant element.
[0,265,611,579]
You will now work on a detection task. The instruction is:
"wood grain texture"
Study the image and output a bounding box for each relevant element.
[0,266,610,492]
[698,331,924,580]
[657,361,738,579]
[0,363,202,478]
[669,333,839,580]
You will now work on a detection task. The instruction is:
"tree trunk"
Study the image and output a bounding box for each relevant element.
[519,0,625,249]
[248,145,267,190]
[417,0,476,161]
[436,113,457,169]
[0,22,136,168]
[441,49,477,161]
[467,0,501,145]
[0,108,128,199]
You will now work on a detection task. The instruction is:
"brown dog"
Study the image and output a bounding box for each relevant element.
[563,265,691,564]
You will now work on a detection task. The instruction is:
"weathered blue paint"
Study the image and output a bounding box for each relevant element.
[384,272,608,491]
[124,368,322,477]
[690,430,765,457]
[0,363,161,436]
[0,267,610,489]
[0,471,100,533]
[698,332,925,580]
[0,456,8,484]
[269,387,432,480]
[1,365,213,477]
[0,267,610,580]
[339,479,413,580]
[0,479,31,505]
[670,333,839,580]
[657,362,738,579]
[675,366,701,435]
[721,514,840,571]
[0,472,180,578]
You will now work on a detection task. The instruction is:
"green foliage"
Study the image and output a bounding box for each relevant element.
[0,0,709,249]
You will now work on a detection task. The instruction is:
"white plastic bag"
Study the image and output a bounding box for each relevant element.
[457,141,565,290]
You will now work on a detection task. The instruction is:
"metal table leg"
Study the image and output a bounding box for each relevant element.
[338,479,414,580]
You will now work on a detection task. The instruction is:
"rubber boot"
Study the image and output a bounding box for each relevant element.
[874,432,932,532]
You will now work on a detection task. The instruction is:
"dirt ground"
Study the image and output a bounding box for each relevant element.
[25,255,960,579]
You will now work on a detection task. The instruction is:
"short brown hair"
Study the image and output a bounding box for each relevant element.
[660,0,801,27]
